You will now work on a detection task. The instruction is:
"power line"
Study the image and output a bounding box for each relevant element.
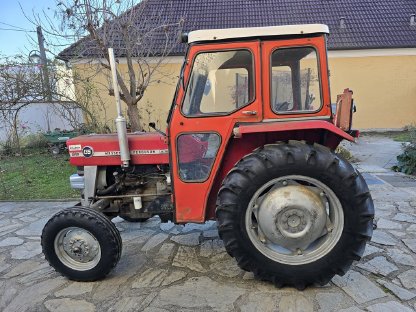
[0,27,36,33]
[0,22,35,33]
[0,21,30,31]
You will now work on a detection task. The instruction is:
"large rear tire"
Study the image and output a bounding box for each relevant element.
[41,207,122,281]
[216,141,374,289]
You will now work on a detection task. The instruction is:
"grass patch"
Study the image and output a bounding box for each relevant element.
[0,150,79,200]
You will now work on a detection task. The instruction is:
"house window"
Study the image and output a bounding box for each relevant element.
[271,47,321,113]
[182,50,254,116]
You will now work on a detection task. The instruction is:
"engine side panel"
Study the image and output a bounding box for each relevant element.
[67,132,169,166]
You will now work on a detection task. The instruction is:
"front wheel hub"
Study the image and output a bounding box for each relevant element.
[258,185,327,250]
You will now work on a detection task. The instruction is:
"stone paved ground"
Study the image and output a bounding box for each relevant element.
[1,135,416,312]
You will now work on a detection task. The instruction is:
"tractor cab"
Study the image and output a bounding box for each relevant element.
[43,25,373,290]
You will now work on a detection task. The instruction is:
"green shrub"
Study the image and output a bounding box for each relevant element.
[393,143,416,175]
[393,127,416,175]
[336,145,355,162]
[22,133,49,149]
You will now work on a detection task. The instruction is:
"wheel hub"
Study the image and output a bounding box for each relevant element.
[61,229,99,263]
[258,185,327,250]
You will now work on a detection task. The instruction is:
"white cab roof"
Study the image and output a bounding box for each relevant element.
[188,24,329,43]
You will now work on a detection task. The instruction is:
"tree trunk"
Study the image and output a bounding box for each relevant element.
[127,103,142,132]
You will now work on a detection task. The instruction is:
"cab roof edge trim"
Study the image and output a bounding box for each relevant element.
[188,24,329,43]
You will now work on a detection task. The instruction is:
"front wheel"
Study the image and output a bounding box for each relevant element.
[216,141,374,289]
[41,207,122,281]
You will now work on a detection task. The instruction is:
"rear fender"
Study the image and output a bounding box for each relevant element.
[205,120,354,220]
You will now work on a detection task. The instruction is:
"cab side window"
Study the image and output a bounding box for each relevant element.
[271,47,321,113]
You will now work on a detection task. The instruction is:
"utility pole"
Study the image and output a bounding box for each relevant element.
[36,26,52,102]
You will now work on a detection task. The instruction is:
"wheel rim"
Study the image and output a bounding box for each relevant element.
[54,227,101,271]
[245,175,344,265]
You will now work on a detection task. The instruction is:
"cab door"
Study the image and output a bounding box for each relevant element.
[168,41,262,223]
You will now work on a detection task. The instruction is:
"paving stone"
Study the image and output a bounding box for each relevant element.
[316,292,344,312]
[173,246,206,272]
[375,203,396,211]
[279,294,313,312]
[356,256,398,276]
[387,249,415,266]
[332,271,386,304]
[154,243,175,264]
[181,221,215,233]
[203,229,219,238]
[18,266,56,286]
[2,260,46,278]
[200,240,214,257]
[160,221,175,232]
[170,232,200,246]
[161,270,187,286]
[239,292,278,312]
[109,293,158,312]
[170,228,181,235]
[141,233,168,252]
[141,217,161,228]
[371,230,397,246]
[13,207,43,219]
[402,238,416,253]
[0,283,17,311]
[121,229,155,243]
[10,241,42,259]
[397,270,416,289]
[44,298,95,312]
[389,230,406,238]
[19,216,39,223]
[210,257,243,277]
[15,218,48,236]
[243,272,254,280]
[0,237,24,247]
[393,213,416,223]
[3,277,66,312]
[55,282,94,297]
[132,268,168,288]
[0,224,23,237]
[338,308,364,312]
[367,301,413,312]
[142,307,169,312]
[363,244,383,257]
[407,224,416,232]
[376,218,402,230]
[377,279,416,301]
[154,276,245,311]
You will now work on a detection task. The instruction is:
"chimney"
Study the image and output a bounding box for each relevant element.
[339,17,346,29]
[411,14,416,26]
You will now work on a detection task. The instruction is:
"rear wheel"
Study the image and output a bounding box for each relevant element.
[42,207,122,281]
[216,141,374,289]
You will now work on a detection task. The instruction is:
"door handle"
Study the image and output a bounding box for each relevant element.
[242,110,257,116]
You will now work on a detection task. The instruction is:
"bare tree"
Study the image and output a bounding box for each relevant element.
[29,0,186,131]
[0,55,44,152]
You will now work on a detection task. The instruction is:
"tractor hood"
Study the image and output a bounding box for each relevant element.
[67,132,169,166]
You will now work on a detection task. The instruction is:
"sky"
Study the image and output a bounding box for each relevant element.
[0,0,60,57]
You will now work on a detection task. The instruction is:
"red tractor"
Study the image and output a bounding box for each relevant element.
[41,24,374,289]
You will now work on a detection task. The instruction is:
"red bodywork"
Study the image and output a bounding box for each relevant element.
[67,133,169,166]
[68,33,355,224]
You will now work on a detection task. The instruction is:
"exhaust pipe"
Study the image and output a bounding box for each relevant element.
[108,48,130,167]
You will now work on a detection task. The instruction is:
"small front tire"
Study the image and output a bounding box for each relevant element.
[41,207,122,281]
